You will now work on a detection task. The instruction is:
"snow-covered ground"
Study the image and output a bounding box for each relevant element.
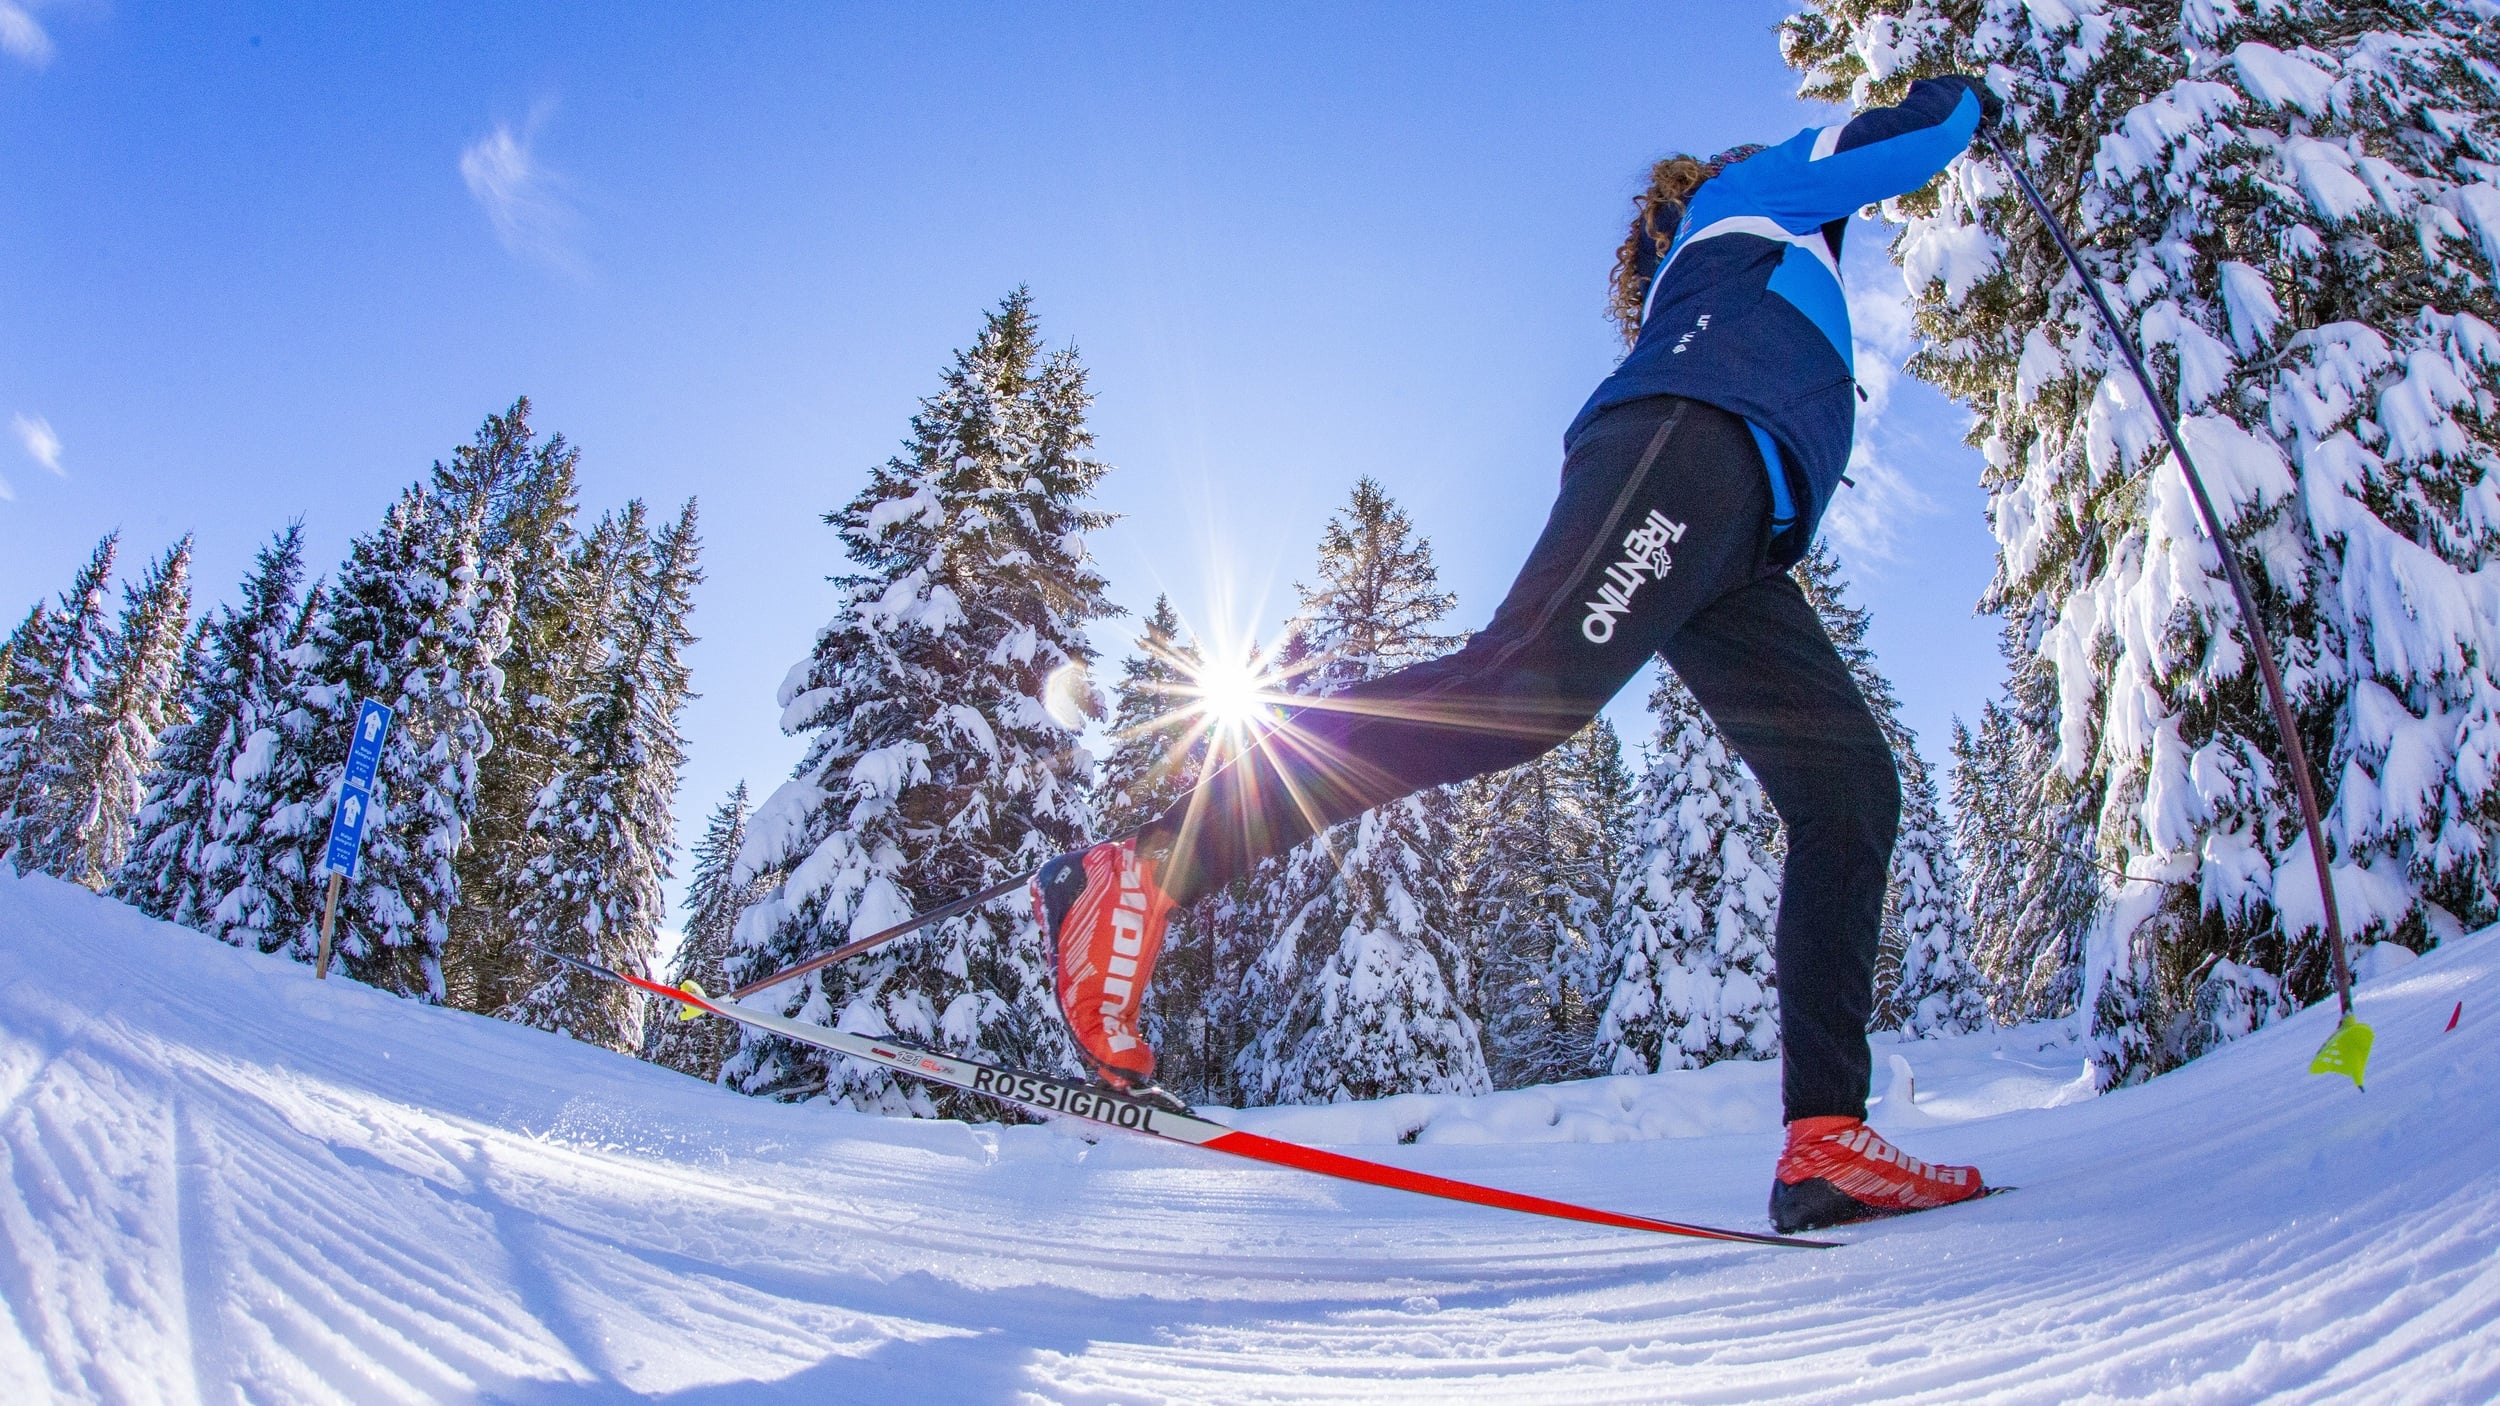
[2,872,2493,1402]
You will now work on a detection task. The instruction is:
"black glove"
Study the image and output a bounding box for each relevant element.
[1957,73,2005,133]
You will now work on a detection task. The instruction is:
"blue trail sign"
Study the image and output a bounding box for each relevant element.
[323,699,393,879]
[315,699,392,981]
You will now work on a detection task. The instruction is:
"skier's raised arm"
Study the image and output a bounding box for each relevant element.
[1714,75,1999,232]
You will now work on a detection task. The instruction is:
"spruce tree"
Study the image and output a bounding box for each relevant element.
[1097,595,1206,835]
[1786,0,2500,1081]
[1185,631,1324,1107]
[1232,478,1490,1105]
[1792,546,1987,1036]
[118,526,311,929]
[435,401,594,1016]
[199,578,325,951]
[22,538,194,888]
[212,488,510,997]
[1951,643,2103,1024]
[505,500,703,1052]
[1593,669,1783,1074]
[0,535,119,872]
[647,781,758,1083]
[725,291,1118,1116]
[0,609,22,729]
[1460,717,1631,1089]
[0,610,40,829]
[0,603,49,836]
[1100,596,1230,1098]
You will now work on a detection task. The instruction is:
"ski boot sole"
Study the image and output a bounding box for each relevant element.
[1771,1177,2012,1234]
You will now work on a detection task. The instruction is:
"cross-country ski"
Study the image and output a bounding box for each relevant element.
[8,1,2498,1398]
[542,943,1837,1249]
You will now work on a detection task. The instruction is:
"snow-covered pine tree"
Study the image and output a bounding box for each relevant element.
[1233,477,1490,1105]
[1791,546,1988,1036]
[505,500,703,1052]
[725,291,1117,1116]
[197,578,323,952]
[1951,641,2103,1024]
[0,603,46,837]
[1593,668,1783,1074]
[0,610,21,725]
[117,526,312,929]
[0,535,119,872]
[1098,595,1206,834]
[212,487,510,997]
[1181,631,1325,1108]
[19,537,194,888]
[646,781,758,1082]
[1459,716,1631,1089]
[1099,595,1229,1097]
[435,401,594,1016]
[1785,0,2500,1082]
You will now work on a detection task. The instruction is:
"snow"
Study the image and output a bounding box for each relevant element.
[2218,260,2283,354]
[2449,182,2500,284]
[2282,136,2376,223]
[2136,302,2238,410]
[2232,42,2337,117]
[863,487,941,534]
[6,869,2498,1401]
[2094,81,2239,186]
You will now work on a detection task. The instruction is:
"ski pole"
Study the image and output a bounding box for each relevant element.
[1983,131,2367,1081]
[724,867,1042,1002]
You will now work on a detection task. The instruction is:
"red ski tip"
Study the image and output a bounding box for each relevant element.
[2448,1001,2463,1032]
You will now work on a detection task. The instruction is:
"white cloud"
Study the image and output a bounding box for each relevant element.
[460,107,583,275]
[12,413,63,476]
[0,2,53,70]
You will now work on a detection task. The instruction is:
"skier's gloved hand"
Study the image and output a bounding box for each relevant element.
[1951,73,2005,136]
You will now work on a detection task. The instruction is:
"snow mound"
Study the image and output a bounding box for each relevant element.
[3,870,2495,1401]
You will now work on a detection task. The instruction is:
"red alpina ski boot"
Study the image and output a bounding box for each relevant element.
[1030,837,1181,1105]
[1770,1116,1989,1233]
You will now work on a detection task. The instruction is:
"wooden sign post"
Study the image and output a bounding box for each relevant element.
[316,873,345,979]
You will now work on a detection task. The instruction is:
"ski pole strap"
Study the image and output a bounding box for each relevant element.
[1984,132,2353,1018]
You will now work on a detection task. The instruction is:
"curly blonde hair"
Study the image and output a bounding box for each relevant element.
[1607,147,1762,345]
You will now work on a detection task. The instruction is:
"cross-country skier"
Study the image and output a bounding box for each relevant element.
[1034,75,2004,1234]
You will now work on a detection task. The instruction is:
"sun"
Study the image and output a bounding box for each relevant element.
[1187,653,1273,738]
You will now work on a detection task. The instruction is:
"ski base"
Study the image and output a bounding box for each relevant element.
[548,950,1837,1249]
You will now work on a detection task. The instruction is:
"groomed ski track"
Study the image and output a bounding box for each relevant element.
[2,872,2493,1402]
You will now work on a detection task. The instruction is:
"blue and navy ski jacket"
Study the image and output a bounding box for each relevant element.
[1568,75,1989,563]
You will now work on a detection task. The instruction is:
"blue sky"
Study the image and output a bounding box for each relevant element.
[1,2,2005,914]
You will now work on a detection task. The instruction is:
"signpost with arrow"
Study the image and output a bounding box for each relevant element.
[316,699,393,980]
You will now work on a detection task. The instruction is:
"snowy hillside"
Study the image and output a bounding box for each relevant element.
[2,872,2493,1402]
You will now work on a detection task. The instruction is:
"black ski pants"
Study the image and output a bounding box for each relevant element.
[1145,394,1901,1123]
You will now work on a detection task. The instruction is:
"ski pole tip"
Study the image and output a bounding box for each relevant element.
[2308,1014,2373,1090]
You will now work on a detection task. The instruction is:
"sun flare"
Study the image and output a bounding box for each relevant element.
[1187,654,1273,737]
